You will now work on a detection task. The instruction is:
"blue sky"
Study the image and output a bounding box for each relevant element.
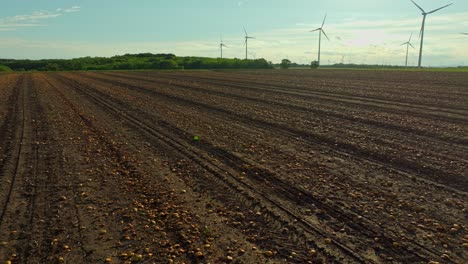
[1,0,467,66]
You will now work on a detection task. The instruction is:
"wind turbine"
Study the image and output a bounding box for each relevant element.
[401,33,415,67]
[243,27,255,60]
[220,37,228,59]
[410,0,452,67]
[310,14,329,67]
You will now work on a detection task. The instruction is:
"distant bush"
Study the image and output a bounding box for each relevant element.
[310,61,319,69]
[159,60,179,69]
[45,63,60,71]
[0,64,13,72]
[280,59,291,69]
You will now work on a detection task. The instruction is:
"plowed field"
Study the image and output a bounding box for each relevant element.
[0,70,466,263]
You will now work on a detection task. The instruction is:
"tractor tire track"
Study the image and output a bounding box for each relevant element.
[154,71,468,111]
[51,73,372,263]
[94,71,468,153]
[132,71,468,118]
[100,71,468,146]
[0,75,29,226]
[0,74,41,264]
[53,73,455,263]
[75,72,467,193]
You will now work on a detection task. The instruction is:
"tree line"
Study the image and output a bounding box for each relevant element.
[0,53,273,71]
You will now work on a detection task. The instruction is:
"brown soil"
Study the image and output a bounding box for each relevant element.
[0,70,466,264]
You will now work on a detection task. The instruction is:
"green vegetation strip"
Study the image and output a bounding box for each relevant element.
[0,53,273,71]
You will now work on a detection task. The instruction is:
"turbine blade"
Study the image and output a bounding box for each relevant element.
[462,33,468,35]
[401,42,407,46]
[321,13,327,28]
[410,0,425,13]
[409,43,415,48]
[310,28,321,32]
[322,29,330,40]
[243,26,248,36]
[427,3,452,14]
[409,32,413,42]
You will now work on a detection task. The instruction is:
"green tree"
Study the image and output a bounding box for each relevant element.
[159,60,178,69]
[45,63,60,71]
[310,61,319,69]
[280,59,291,69]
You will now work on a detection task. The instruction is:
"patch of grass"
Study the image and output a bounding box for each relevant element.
[0,64,13,72]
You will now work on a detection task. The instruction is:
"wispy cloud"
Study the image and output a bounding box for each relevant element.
[64,6,81,13]
[0,6,80,31]
[238,0,249,7]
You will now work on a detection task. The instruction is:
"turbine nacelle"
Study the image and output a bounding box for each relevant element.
[219,36,228,58]
[310,14,330,41]
[310,28,329,40]
[410,0,452,15]
[243,27,255,39]
[401,42,415,48]
[401,33,415,48]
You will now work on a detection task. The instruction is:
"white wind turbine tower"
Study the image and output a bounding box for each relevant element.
[243,27,255,60]
[220,37,228,59]
[310,14,329,66]
[410,0,453,67]
[401,33,415,67]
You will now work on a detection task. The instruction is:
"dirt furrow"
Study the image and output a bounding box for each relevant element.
[66,71,464,262]
[76,72,467,192]
[149,71,468,112]
[103,71,468,144]
[159,70,468,107]
[53,67,366,263]
[39,73,275,263]
[0,75,41,264]
[0,75,21,177]
[1,70,466,264]
[145,72,468,120]
[96,70,468,155]
[54,73,463,263]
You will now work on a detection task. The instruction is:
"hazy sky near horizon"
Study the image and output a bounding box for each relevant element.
[1,0,467,66]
